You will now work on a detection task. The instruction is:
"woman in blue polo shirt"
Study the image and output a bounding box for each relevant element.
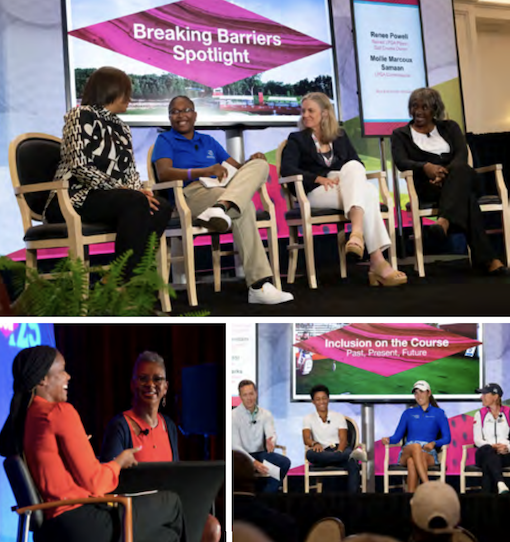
[382,380,451,493]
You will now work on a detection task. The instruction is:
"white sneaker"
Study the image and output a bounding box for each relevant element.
[349,447,367,463]
[196,206,232,233]
[248,282,294,304]
[498,481,509,494]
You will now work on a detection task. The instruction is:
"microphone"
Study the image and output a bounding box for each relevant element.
[327,419,331,424]
[251,420,257,425]
[140,428,150,436]
[426,132,431,138]
[194,144,199,151]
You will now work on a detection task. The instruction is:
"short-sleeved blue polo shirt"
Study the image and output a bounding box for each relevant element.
[152,129,230,189]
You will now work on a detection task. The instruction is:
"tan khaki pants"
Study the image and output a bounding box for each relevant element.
[183,159,273,287]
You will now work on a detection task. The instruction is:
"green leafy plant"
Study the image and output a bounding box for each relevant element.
[0,233,176,316]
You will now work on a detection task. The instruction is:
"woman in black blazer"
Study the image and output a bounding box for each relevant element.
[391,87,508,275]
[281,92,406,287]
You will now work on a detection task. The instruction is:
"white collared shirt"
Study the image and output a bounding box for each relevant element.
[232,403,277,458]
[303,410,347,449]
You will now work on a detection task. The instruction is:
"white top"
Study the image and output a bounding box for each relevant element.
[473,409,510,451]
[411,126,451,155]
[232,403,277,460]
[302,410,348,449]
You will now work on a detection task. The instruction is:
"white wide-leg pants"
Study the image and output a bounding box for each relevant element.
[306,160,391,254]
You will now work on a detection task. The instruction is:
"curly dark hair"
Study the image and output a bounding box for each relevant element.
[408,87,446,121]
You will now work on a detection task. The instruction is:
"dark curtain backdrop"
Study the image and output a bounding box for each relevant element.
[53,324,225,461]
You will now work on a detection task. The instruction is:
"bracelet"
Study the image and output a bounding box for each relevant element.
[187,168,192,180]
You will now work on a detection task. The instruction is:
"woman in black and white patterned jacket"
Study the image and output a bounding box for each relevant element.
[45,67,172,278]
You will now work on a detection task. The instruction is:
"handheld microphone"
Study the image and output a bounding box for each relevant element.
[140,428,150,436]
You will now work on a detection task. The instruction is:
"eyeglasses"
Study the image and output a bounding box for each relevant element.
[136,375,166,385]
[169,108,195,116]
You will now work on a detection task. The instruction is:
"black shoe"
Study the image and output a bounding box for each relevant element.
[487,266,510,277]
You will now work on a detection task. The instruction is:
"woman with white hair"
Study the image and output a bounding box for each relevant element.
[281,92,406,287]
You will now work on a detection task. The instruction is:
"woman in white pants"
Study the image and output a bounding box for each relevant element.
[281,92,406,286]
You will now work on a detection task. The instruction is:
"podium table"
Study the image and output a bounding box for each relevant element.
[116,461,225,542]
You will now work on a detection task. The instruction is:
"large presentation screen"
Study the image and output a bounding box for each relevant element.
[351,0,427,136]
[63,0,337,126]
[292,323,483,401]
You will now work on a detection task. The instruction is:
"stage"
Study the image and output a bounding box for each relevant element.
[255,490,509,542]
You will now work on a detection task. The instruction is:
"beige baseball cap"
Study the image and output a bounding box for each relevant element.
[412,380,431,393]
[411,482,460,534]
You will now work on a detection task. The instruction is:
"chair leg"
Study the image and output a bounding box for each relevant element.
[387,214,398,270]
[501,208,510,267]
[412,214,425,277]
[302,222,318,289]
[287,226,299,284]
[182,230,198,307]
[210,235,222,293]
[338,228,347,279]
[157,236,172,313]
[266,225,281,290]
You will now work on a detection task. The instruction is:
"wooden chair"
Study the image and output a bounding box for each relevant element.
[305,517,345,542]
[4,455,133,542]
[401,147,510,277]
[8,133,117,279]
[276,140,397,289]
[253,444,289,493]
[383,441,448,493]
[460,443,510,493]
[147,145,281,310]
[304,416,367,493]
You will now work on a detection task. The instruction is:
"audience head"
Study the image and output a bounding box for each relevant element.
[408,87,446,126]
[168,95,197,136]
[81,67,132,113]
[131,351,168,410]
[0,345,62,456]
[476,382,503,408]
[345,535,402,542]
[233,522,274,542]
[233,450,256,493]
[411,482,460,540]
[298,92,340,143]
[310,383,330,413]
[412,380,439,408]
[238,379,258,412]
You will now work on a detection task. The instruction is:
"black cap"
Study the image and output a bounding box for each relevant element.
[475,383,503,397]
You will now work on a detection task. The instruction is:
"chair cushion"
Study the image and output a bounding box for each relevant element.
[405,201,438,212]
[309,465,349,473]
[24,222,115,242]
[464,465,482,473]
[286,204,387,220]
[478,195,502,205]
[16,138,61,216]
[256,210,271,221]
[388,463,441,472]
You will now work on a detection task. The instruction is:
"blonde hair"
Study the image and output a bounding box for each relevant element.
[299,92,341,143]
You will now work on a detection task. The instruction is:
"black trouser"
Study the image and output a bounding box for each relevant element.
[46,189,172,278]
[417,163,496,267]
[36,490,184,542]
[475,444,510,493]
[305,446,360,493]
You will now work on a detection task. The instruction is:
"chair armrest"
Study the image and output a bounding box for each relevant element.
[150,180,184,191]
[278,175,303,185]
[367,171,392,206]
[16,495,131,515]
[14,180,69,195]
[275,444,287,455]
[474,164,502,174]
[258,183,276,215]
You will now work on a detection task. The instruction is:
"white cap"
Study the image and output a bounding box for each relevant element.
[412,380,431,393]
[411,481,460,533]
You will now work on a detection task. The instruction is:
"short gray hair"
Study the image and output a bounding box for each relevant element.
[132,351,166,376]
[408,87,446,121]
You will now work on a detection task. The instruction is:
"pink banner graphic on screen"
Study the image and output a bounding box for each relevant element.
[69,0,331,88]
[364,120,407,136]
[294,323,481,377]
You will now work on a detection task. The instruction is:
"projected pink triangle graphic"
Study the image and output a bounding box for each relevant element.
[69,0,331,88]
